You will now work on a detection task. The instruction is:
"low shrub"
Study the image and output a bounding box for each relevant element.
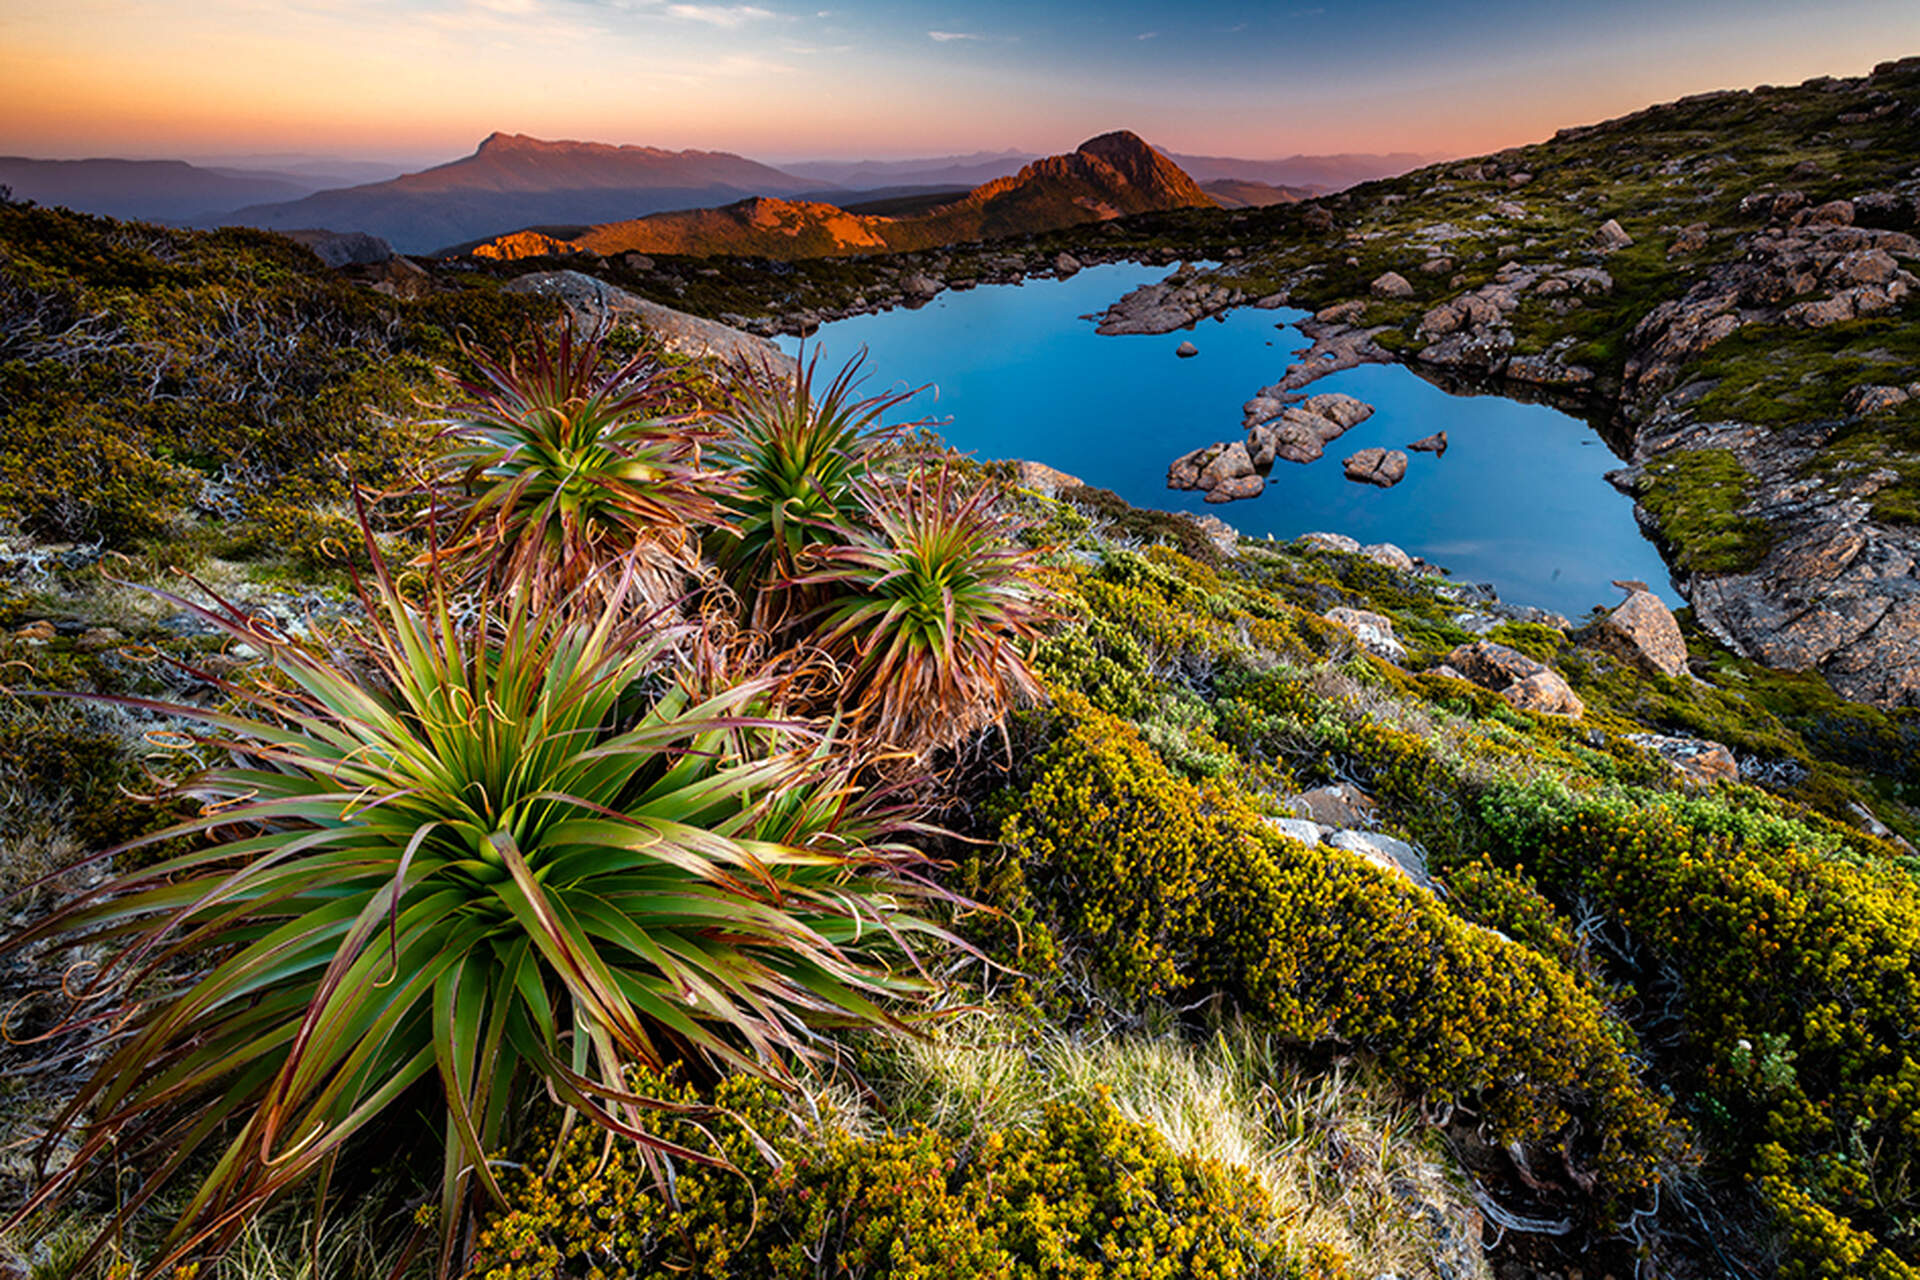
[985,695,1680,1219]
[470,1068,1341,1280]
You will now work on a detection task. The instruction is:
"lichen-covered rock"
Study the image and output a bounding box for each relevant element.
[1595,590,1690,678]
[1300,392,1375,431]
[1628,733,1739,786]
[1326,606,1408,663]
[1371,271,1415,299]
[1167,444,1219,490]
[1326,828,1432,887]
[1592,218,1634,252]
[1444,641,1548,690]
[1847,384,1912,414]
[1501,670,1586,717]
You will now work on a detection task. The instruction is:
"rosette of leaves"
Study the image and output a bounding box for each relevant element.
[426,326,729,613]
[797,469,1047,754]
[4,557,949,1277]
[708,349,917,630]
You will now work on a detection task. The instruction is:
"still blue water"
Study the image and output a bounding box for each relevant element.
[776,260,1675,618]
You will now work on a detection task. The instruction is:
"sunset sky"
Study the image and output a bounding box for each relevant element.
[3,0,1918,167]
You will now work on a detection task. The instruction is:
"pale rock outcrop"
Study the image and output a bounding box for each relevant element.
[1502,670,1587,717]
[504,271,795,374]
[1629,733,1739,786]
[1362,542,1415,571]
[1012,460,1085,498]
[1326,829,1432,887]
[1326,606,1408,663]
[1595,590,1690,678]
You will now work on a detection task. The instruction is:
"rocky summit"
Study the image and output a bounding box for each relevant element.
[465,131,1217,261]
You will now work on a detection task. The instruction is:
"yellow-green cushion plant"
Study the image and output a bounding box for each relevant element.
[3,557,949,1278]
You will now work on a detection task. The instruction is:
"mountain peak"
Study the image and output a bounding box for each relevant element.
[1076,130,1154,160]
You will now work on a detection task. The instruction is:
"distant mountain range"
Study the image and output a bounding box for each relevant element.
[466,131,1215,261]
[779,149,1040,192]
[1,136,1441,255]
[0,157,320,224]
[1199,178,1316,209]
[223,133,821,253]
[1167,150,1436,189]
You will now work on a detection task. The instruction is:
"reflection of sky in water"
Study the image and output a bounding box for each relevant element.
[779,261,1675,618]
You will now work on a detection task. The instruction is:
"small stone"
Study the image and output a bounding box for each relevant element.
[1501,670,1586,717]
[1629,733,1738,786]
[1175,340,1199,358]
[1361,542,1414,572]
[1596,590,1689,678]
[1407,431,1449,455]
[1326,606,1408,663]
[1326,829,1431,887]
[1343,448,1409,488]
[1667,222,1710,256]
[1370,271,1415,299]
[620,251,656,271]
[1299,531,1361,554]
[1592,218,1634,252]
[1053,252,1081,276]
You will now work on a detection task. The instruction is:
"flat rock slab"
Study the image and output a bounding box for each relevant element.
[505,270,796,376]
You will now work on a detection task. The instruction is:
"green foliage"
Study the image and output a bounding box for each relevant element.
[1478,776,1920,1255]
[470,1068,1341,1280]
[707,349,911,623]
[1631,448,1772,576]
[7,564,945,1277]
[986,696,1679,1218]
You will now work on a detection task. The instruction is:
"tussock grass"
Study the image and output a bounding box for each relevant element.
[870,1007,1488,1280]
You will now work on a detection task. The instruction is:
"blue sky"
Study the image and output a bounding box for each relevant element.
[2,0,1916,163]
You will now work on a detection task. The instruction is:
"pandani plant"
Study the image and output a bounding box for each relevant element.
[422,325,730,614]
[1,548,952,1278]
[796,466,1048,756]
[708,348,919,631]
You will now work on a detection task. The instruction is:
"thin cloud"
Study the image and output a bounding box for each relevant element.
[665,3,772,26]
[927,29,978,41]
[1137,30,1157,40]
